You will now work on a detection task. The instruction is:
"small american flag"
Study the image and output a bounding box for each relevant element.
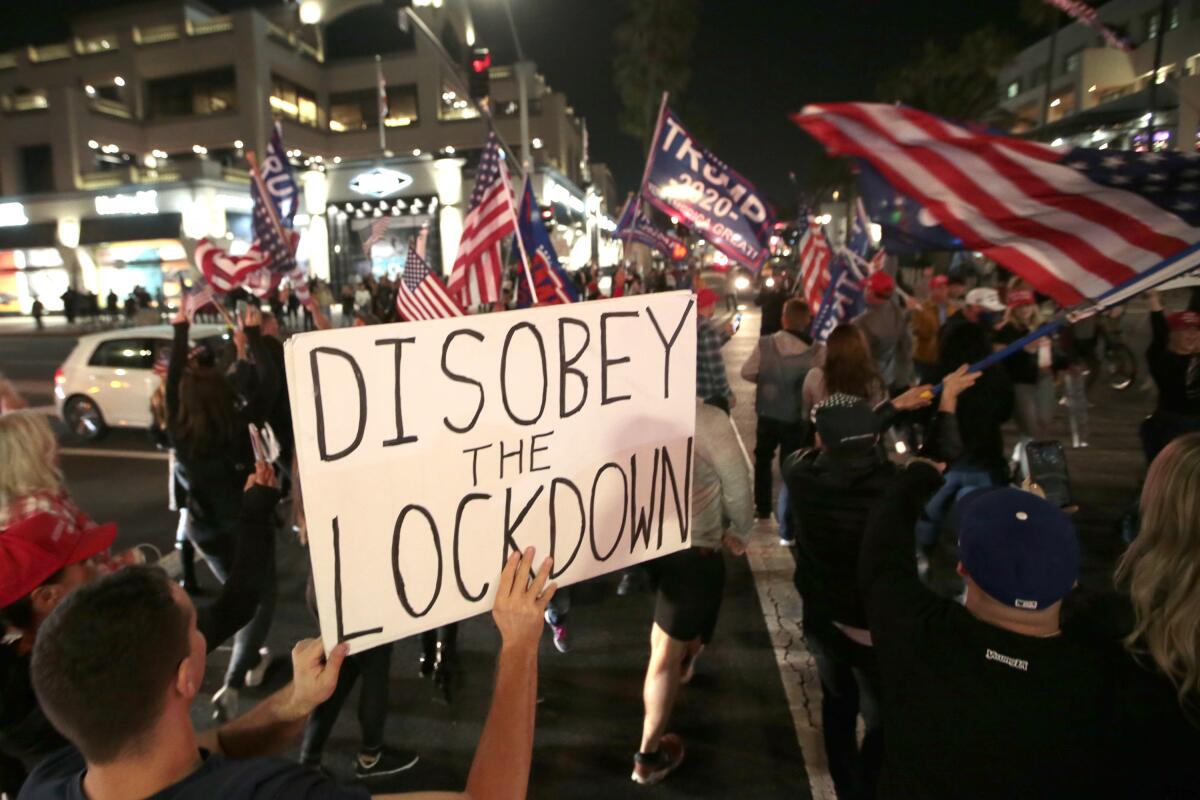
[447,131,518,307]
[396,241,464,321]
[181,282,215,323]
[195,240,265,293]
[794,103,1200,307]
[798,214,833,313]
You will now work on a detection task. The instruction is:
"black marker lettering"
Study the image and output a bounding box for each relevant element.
[504,486,544,561]
[658,438,694,546]
[391,505,443,618]
[452,493,491,602]
[629,448,661,553]
[600,311,638,405]
[462,443,493,487]
[500,322,549,425]
[375,337,417,446]
[499,438,524,479]
[646,299,694,399]
[549,477,584,579]
[333,517,384,642]
[530,430,554,472]
[311,347,367,461]
[557,318,590,418]
[441,329,485,433]
[589,461,628,561]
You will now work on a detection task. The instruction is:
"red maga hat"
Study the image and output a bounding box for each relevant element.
[0,512,117,609]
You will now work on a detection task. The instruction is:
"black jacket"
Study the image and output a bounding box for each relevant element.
[784,447,897,630]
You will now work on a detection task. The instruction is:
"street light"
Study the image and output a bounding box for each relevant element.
[298,0,323,25]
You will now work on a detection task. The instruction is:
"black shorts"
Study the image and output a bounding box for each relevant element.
[649,548,727,643]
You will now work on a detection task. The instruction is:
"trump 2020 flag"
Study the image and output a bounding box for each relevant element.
[514,177,578,307]
[811,251,869,344]
[614,194,688,260]
[642,102,774,271]
[794,103,1200,308]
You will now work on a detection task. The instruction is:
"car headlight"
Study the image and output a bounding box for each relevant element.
[735,276,751,291]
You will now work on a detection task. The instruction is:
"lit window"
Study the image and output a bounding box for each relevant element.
[439,82,479,122]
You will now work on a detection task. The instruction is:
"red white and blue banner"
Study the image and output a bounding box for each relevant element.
[794,102,1200,308]
[614,194,688,260]
[641,103,774,270]
[1043,0,1130,52]
[514,177,578,307]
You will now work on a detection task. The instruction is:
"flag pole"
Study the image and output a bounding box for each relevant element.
[514,175,538,303]
[375,54,388,157]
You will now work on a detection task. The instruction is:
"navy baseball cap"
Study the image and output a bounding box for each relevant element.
[954,487,1079,611]
[814,394,880,455]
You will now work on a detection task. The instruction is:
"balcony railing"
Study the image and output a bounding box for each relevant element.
[186,16,233,36]
[27,43,71,63]
[77,161,251,191]
[90,98,132,119]
[133,24,180,45]
[75,35,119,55]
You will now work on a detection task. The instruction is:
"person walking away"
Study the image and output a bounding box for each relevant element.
[1058,313,1097,448]
[695,288,736,413]
[910,275,956,384]
[860,466,1119,798]
[105,290,118,322]
[1141,290,1200,462]
[1065,433,1200,798]
[995,287,1055,473]
[632,399,753,785]
[755,273,789,337]
[852,272,914,396]
[740,299,817,522]
[30,299,43,331]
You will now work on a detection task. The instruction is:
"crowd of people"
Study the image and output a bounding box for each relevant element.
[0,257,1198,799]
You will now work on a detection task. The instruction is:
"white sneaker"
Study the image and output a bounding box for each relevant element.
[244,648,271,688]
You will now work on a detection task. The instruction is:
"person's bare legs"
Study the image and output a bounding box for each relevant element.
[639,623,691,753]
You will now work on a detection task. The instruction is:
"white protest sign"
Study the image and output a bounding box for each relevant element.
[285,291,698,653]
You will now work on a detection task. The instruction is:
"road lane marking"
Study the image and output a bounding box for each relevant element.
[59,447,168,462]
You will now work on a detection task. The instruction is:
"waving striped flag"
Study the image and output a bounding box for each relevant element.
[447,131,518,308]
[798,214,833,312]
[794,103,1200,307]
[396,242,464,322]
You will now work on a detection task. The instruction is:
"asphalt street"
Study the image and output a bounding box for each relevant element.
[0,300,1159,798]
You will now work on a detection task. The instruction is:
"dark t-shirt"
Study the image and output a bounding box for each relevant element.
[859,465,1120,799]
[994,323,1041,385]
[19,747,370,800]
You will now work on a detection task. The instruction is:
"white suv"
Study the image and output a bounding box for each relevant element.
[54,324,229,440]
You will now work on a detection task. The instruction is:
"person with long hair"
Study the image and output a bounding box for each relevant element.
[1069,433,1200,797]
[802,325,928,420]
[165,308,263,719]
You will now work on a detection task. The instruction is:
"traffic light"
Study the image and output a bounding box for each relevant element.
[469,47,491,103]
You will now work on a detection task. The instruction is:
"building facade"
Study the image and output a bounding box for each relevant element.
[0,0,616,314]
[996,0,1200,152]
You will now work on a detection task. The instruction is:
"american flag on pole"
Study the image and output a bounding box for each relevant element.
[447,131,518,308]
[195,240,265,293]
[793,103,1200,308]
[180,282,216,324]
[798,214,833,312]
[396,241,465,321]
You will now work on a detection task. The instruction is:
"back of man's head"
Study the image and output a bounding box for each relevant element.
[31,566,190,764]
[782,298,810,332]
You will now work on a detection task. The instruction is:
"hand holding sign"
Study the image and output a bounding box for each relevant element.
[493,548,556,654]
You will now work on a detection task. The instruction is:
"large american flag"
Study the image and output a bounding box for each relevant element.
[798,214,833,312]
[447,131,518,307]
[396,240,464,321]
[794,103,1200,307]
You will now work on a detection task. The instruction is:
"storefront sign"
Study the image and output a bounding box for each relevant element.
[95,190,159,216]
[350,168,413,198]
[0,203,28,227]
[545,180,586,215]
[286,292,698,653]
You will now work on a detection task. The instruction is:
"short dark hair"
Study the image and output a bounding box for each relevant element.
[782,298,810,330]
[31,566,190,763]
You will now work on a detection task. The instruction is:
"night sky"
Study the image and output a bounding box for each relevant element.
[2,0,1033,207]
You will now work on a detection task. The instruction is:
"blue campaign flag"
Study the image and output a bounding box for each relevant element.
[642,104,774,270]
[615,194,688,260]
[856,160,962,254]
[811,250,870,345]
[514,177,578,307]
[250,124,301,275]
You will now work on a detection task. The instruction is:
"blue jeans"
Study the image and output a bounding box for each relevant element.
[915,468,997,549]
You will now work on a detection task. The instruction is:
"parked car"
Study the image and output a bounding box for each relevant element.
[54,324,228,440]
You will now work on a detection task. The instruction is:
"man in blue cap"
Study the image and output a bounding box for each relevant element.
[858,462,1119,798]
